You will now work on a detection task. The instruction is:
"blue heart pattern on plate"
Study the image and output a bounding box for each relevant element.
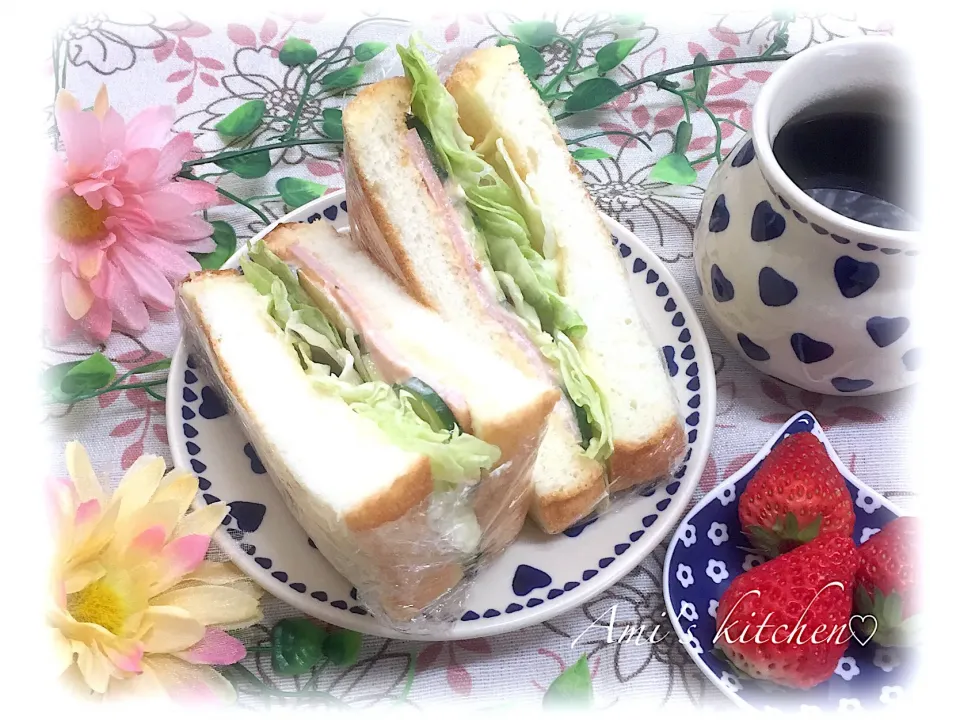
[664,412,914,711]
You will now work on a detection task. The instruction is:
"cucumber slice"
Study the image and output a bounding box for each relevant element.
[405,114,448,181]
[563,387,593,451]
[396,377,458,432]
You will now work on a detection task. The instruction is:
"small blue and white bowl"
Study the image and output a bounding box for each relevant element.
[664,411,916,712]
[692,38,920,396]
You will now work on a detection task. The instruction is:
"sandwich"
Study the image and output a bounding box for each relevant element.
[177,221,557,622]
[342,41,686,534]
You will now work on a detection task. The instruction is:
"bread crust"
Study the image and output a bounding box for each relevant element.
[529,464,606,535]
[608,418,687,493]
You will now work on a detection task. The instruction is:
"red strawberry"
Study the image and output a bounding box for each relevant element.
[739,431,855,557]
[714,534,860,689]
[854,516,920,647]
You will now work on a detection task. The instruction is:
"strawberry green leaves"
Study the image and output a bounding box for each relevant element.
[321,108,343,140]
[354,41,388,62]
[571,147,612,161]
[510,20,557,49]
[497,38,546,80]
[543,655,593,709]
[192,220,237,270]
[272,618,326,676]
[564,78,624,112]
[215,150,272,179]
[322,64,365,89]
[216,100,266,137]
[596,38,640,73]
[745,512,824,559]
[276,177,328,208]
[279,38,318,67]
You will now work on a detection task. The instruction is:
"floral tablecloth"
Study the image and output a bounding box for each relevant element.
[45,9,912,710]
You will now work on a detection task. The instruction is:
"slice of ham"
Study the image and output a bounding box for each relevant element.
[403,129,583,440]
[288,243,473,434]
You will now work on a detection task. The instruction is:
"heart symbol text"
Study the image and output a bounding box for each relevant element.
[849,614,878,646]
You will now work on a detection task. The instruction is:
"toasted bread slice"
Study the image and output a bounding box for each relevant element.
[263,221,560,548]
[343,78,606,533]
[178,270,462,621]
[446,45,686,489]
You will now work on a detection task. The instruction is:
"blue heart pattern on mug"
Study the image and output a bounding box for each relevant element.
[758,266,798,307]
[866,316,910,348]
[711,265,735,303]
[751,201,786,242]
[790,333,835,364]
[834,256,880,299]
[709,194,730,232]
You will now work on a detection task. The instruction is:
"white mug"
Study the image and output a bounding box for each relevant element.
[692,37,919,396]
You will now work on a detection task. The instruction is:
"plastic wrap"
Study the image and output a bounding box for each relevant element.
[177,262,546,633]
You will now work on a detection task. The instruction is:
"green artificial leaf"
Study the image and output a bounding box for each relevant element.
[510,20,557,49]
[276,177,328,208]
[571,147,612,161]
[322,629,362,667]
[192,221,237,270]
[215,100,266,137]
[321,64,365,89]
[543,654,593,709]
[60,352,117,398]
[42,360,84,402]
[279,37,318,66]
[321,107,343,140]
[614,13,645,26]
[692,52,710,105]
[496,38,545,80]
[215,150,271,179]
[650,152,697,185]
[564,77,624,112]
[354,41,388,62]
[674,120,692,155]
[656,77,680,91]
[595,38,641,73]
[271,618,327,676]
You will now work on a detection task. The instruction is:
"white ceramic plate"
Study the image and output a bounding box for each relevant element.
[167,190,716,640]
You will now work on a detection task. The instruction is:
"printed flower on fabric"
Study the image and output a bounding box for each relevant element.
[707,522,729,546]
[855,489,881,514]
[742,553,764,571]
[838,698,862,711]
[49,442,263,700]
[707,13,892,55]
[580,129,702,264]
[677,563,694,588]
[706,559,729,584]
[835,657,860,681]
[192,47,341,166]
[679,523,696,548]
[708,599,719,618]
[680,628,702,655]
[60,13,169,74]
[46,86,218,344]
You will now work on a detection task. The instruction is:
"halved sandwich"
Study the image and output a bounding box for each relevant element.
[178,221,556,622]
[342,41,685,533]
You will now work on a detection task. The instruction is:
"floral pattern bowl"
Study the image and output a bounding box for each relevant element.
[663,411,916,711]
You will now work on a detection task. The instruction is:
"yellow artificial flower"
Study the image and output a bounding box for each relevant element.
[49,442,263,701]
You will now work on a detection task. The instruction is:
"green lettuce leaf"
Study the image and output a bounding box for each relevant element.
[240,242,500,486]
[398,40,613,463]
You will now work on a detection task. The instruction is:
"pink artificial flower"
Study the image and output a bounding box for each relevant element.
[46,85,219,344]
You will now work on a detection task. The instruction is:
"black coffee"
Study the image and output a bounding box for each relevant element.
[772,110,915,231]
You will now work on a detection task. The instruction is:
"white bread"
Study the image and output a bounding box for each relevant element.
[178,271,463,620]
[446,46,686,490]
[343,77,606,534]
[263,221,559,550]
